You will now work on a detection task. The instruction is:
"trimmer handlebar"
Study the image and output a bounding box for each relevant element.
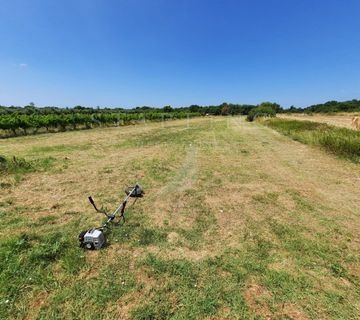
[88,196,110,218]
[88,184,143,227]
[81,183,144,250]
[88,196,96,209]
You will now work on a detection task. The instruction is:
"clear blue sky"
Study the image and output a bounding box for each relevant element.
[1,0,360,108]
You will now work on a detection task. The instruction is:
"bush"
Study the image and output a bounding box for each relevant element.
[247,104,276,122]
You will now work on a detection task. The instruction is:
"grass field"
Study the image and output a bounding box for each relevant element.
[0,117,359,319]
[262,118,360,162]
[278,113,360,130]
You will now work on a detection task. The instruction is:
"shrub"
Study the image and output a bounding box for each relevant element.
[247,105,276,122]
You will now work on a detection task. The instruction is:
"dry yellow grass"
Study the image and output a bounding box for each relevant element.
[278,112,360,130]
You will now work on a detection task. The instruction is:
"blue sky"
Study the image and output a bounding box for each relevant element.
[0,0,360,108]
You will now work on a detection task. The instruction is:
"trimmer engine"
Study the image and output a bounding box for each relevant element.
[79,228,106,250]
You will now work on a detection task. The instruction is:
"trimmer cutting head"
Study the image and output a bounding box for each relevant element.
[125,184,144,197]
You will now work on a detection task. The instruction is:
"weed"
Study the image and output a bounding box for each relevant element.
[0,154,55,175]
[330,263,347,278]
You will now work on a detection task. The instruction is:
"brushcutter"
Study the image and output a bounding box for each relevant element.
[79,183,144,250]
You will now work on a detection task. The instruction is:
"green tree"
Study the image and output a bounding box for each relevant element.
[258,102,282,113]
[163,105,173,112]
[247,105,276,122]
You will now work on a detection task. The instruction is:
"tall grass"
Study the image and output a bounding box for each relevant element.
[263,119,360,162]
[0,155,55,175]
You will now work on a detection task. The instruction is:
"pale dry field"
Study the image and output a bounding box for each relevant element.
[0,117,359,319]
[279,112,360,130]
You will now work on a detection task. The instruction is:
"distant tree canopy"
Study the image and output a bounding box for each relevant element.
[283,99,360,114]
[185,103,260,116]
[1,98,359,137]
[0,101,278,137]
[163,105,173,112]
[246,103,277,122]
[1,99,359,117]
[0,102,273,116]
[258,102,282,113]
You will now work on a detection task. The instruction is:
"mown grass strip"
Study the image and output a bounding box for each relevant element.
[263,118,360,162]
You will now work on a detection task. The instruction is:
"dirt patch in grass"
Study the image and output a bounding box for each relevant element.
[279,303,310,320]
[24,291,50,320]
[167,231,181,244]
[244,282,273,319]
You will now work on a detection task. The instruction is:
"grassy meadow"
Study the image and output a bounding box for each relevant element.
[263,118,360,162]
[278,112,360,130]
[0,117,359,319]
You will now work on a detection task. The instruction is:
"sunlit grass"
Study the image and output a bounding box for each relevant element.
[263,118,360,161]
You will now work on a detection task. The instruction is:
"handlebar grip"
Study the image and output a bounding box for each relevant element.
[88,196,100,212]
[88,196,95,206]
[121,201,127,214]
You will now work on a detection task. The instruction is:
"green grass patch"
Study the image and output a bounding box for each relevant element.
[286,189,315,211]
[113,224,168,247]
[263,269,312,303]
[130,157,175,183]
[0,155,55,175]
[37,256,137,319]
[0,231,87,319]
[133,253,250,319]
[252,191,279,205]
[263,118,360,161]
[31,144,90,154]
[270,221,357,282]
[109,208,168,247]
[31,215,58,227]
[118,124,204,149]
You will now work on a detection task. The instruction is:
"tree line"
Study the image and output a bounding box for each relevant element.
[284,99,360,114]
[0,102,267,116]
[1,99,359,137]
[0,102,278,137]
[2,99,359,117]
